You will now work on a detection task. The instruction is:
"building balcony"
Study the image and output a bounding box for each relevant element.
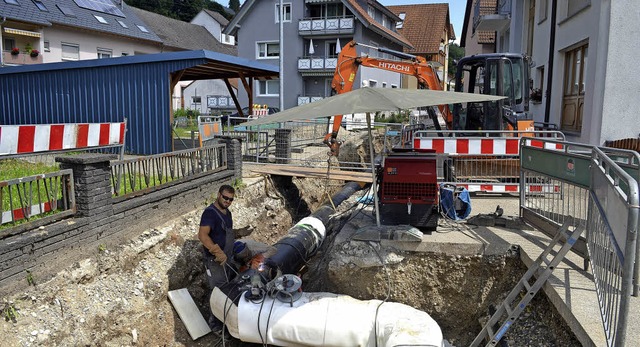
[205,95,236,109]
[298,56,338,75]
[297,95,325,106]
[473,0,511,33]
[2,51,43,65]
[298,16,355,36]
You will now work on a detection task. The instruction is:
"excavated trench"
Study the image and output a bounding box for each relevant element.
[168,174,580,347]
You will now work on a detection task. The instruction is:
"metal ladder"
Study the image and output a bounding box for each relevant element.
[470,220,584,347]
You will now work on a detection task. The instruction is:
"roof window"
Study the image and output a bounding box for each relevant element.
[136,25,149,33]
[94,15,108,24]
[57,4,77,17]
[4,0,19,5]
[117,20,128,28]
[33,0,47,11]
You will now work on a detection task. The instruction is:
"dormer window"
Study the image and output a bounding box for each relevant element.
[396,13,406,29]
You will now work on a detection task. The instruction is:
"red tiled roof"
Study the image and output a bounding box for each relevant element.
[386,3,450,55]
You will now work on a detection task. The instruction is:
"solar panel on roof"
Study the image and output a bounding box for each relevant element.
[73,0,125,18]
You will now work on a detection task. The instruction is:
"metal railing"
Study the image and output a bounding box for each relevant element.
[413,130,565,193]
[587,147,638,346]
[519,138,640,272]
[110,144,227,198]
[298,16,354,34]
[1,170,75,228]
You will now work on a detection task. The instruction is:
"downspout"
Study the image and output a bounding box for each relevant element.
[543,0,557,124]
[0,17,6,66]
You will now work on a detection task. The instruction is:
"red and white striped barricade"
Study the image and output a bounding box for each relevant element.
[0,122,126,158]
[412,130,564,193]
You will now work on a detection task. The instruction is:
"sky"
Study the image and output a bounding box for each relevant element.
[377,0,465,44]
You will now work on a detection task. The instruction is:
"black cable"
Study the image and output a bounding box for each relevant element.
[221,290,244,347]
[263,294,278,347]
[256,290,268,345]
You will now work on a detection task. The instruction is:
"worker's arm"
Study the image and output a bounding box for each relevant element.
[198,225,227,264]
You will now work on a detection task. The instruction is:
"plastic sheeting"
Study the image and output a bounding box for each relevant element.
[439,184,472,220]
[211,289,443,346]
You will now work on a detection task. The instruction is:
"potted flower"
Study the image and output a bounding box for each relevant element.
[30,49,39,57]
[530,88,543,103]
[10,47,20,55]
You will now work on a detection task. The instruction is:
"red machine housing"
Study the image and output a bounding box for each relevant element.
[379,150,439,230]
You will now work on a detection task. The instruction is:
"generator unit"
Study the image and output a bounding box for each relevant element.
[378,149,439,230]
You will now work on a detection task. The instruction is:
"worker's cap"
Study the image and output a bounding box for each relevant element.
[233,241,247,254]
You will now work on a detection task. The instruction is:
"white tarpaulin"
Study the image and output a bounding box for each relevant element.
[240,87,505,126]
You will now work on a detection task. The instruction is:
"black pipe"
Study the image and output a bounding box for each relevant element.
[219,181,364,302]
[543,0,557,124]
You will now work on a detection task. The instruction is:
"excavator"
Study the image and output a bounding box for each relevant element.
[325,40,452,157]
[325,41,537,229]
[325,40,535,156]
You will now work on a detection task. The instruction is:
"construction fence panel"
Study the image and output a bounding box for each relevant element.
[520,138,640,289]
[412,130,565,193]
[587,147,638,347]
[197,116,223,146]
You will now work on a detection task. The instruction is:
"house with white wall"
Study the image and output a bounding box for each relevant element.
[462,0,640,145]
[191,9,235,46]
[0,0,163,66]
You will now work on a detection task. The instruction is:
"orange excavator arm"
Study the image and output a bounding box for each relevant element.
[325,40,452,156]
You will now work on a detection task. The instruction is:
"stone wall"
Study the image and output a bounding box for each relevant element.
[0,140,242,296]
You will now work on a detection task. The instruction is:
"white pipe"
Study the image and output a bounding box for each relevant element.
[211,288,443,347]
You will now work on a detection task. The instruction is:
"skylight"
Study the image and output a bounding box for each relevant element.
[117,20,128,28]
[57,4,77,17]
[33,0,47,11]
[4,0,19,5]
[73,0,125,18]
[136,25,148,33]
[94,15,108,24]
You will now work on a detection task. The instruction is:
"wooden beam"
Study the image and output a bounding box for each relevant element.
[224,78,243,115]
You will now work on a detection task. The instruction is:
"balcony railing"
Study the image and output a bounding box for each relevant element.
[298,16,354,35]
[2,51,43,65]
[206,95,236,109]
[298,56,338,72]
[473,0,511,33]
[297,96,325,106]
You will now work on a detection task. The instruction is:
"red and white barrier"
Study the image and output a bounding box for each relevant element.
[456,184,560,194]
[0,122,125,156]
[1,201,55,225]
[411,136,564,193]
[413,137,564,154]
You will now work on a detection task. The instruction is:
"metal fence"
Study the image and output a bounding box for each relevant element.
[222,119,402,171]
[0,169,75,228]
[587,147,638,346]
[519,138,640,276]
[412,130,565,193]
[110,144,227,198]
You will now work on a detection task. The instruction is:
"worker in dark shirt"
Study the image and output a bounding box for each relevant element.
[199,184,236,290]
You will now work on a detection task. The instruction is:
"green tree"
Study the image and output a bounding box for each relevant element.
[228,0,240,13]
[172,0,205,21]
[447,43,465,82]
[207,1,233,20]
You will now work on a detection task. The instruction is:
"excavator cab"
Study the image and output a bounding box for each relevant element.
[453,53,531,133]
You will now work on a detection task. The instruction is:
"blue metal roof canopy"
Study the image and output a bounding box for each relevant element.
[0,50,279,155]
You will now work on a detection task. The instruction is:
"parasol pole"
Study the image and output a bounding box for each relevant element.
[366,112,381,227]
